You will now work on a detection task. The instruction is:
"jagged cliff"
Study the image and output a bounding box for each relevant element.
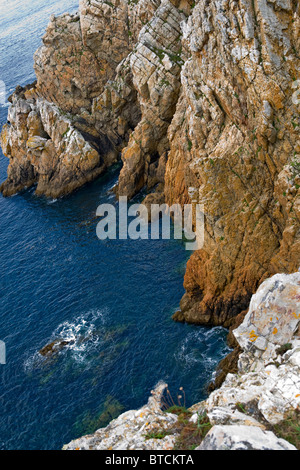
[63,271,300,450]
[1,0,299,327]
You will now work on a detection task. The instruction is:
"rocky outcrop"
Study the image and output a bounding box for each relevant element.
[0,85,111,198]
[204,271,300,425]
[196,425,296,450]
[1,0,299,322]
[63,271,300,450]
[63,381,178,450]
[0,1,144,198]
[169,0,300,326]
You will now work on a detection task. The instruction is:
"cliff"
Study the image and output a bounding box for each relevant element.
[1,0,299,451]
[63,271,300,450]
[1,0,299,324]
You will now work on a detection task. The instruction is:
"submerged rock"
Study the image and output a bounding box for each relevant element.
[197,425,297,451]
[39,338,74,357]
[63,381,178,450]
[72,396,125,437]
[63,272,300,450]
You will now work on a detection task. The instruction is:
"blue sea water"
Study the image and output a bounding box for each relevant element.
[0,0,231,450]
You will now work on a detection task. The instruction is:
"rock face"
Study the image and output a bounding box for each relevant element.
[197,425,296,451]
[63,381,178,450]
[205,271,300,427]
[63,271,300,450]
[1,0,299,320]
[169,0,300,326]
[1,86,108,198]
[234,271,300,361]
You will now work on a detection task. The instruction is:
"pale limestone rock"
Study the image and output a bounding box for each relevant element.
[63,382,178,450]
[205,272,300,425]
[206,407,266,429]
[197,425,297,450]
[234,272,300,361]
[63,271,300,450]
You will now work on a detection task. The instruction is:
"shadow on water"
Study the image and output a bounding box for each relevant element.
[0,155,231,449]
[0,0,231,450]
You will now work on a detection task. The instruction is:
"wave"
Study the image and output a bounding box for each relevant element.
[24,308,109,370]
[46,198,58,205]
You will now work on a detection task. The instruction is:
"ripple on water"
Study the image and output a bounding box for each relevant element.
[24,308,110,371]
[0,0,231,450]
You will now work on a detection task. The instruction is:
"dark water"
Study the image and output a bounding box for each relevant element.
[0,0,231,450]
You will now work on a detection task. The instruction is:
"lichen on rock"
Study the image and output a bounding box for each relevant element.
[63,271,300,450]
[167,0,300,326]
[1,0,299,321]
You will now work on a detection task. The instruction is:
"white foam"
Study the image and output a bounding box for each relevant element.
[24,308,109,370]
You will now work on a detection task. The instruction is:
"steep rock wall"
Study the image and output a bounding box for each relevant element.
[168,0,300,325]
[0,0,299,324]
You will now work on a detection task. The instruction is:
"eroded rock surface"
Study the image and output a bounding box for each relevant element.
[203,271,300,429]
[1,0,299,321]
[169,0,300,325]
[63,381,178,450]
[196,424,296,450]
[63,271,300,451]
[1,87,107,198]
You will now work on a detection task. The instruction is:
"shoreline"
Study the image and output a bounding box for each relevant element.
[0,0,299,450]
[63,271,300,451]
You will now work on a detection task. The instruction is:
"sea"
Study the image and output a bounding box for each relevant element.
[0,0,231,450]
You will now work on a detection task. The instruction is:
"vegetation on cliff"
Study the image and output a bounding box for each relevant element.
[1,0,299,328]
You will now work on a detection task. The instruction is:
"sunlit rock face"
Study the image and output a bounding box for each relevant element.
[167,0,300,325]
[1,0,299,322]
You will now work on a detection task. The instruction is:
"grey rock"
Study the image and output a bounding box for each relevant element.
[197,425,297,450]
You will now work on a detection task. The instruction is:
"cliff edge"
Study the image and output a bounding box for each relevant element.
[63,270,300,450]
[1,0,299,325]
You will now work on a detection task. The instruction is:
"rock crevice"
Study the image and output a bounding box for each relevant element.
[1,0,299,322]
[63,271,300,451]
